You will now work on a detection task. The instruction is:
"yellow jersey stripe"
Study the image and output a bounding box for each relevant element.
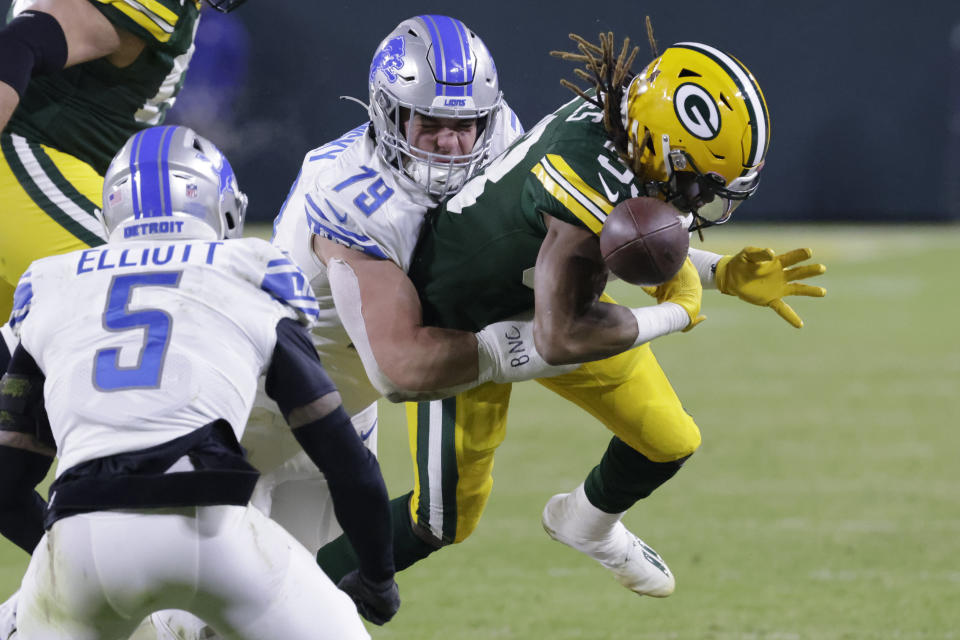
[531,162,603,234]
[542,154,615,217]
[131,0,178,26]
[95,0,177,41]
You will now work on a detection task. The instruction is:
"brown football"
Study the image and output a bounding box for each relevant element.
[599,197,689,286]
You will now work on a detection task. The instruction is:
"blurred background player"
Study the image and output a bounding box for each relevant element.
[314,33,826,597]
[0,125,398,639]
[0,0,249,373]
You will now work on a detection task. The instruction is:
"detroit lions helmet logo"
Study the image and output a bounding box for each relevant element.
[370,36,406,84]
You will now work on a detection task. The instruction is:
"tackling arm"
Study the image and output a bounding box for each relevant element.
[315,235,480,396]
[317,235,576,400]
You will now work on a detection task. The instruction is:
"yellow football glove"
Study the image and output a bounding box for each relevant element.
[641,258,706,331]
[715,247,826,328]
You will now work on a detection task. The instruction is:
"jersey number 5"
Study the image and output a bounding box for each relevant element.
[94,271,182,391]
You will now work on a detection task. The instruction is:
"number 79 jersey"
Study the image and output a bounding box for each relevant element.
[270,108,523,413]
[9,237,319,475]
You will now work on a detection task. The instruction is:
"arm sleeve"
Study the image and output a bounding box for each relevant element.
[0,343,53,448]
[291,409,394,582]
[0,446,51,553]
[0,344,53,553]
[687,247,723,289]
[0,11,68,97]
[263,318,394,580]
[263,318,337,420]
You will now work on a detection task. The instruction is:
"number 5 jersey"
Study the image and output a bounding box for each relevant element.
[8,237,319,475]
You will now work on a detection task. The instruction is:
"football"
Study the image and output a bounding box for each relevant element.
[599,197,689,286]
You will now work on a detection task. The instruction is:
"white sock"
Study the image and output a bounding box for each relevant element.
[564,483,626,541]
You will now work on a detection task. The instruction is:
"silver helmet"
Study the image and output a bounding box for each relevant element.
[368,14,503,198]
[101,125,247,242]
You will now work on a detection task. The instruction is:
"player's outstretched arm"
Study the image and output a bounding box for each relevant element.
[532,216,702,365]
[715,246,827,328]
[0,0,129,132]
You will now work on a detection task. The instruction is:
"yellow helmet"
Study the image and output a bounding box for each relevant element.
[623,42,770,229]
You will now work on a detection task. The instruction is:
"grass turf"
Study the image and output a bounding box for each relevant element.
[2,224,957,638]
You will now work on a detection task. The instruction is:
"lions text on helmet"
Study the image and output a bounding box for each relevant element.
[100,126,248,242]
[368,15,503,199]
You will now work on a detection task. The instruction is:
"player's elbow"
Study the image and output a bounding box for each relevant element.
[533,317,580,365]
[366,352,433,399]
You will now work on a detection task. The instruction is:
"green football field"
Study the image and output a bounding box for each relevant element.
[2,224,957,638]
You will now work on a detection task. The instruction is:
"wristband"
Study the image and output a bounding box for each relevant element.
[686,248,723,289]
[629,302,689,348]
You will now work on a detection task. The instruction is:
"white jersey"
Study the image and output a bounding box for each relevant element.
[9,237,319,475]
[271,104,524,414]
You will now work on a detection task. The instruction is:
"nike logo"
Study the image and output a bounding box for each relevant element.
[360,419,377,442]
[597,173,619,204]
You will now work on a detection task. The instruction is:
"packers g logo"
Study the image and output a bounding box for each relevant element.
[673,83,720,140]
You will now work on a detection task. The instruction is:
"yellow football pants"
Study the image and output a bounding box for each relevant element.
[404,342,701,545]
[0,132,106,320]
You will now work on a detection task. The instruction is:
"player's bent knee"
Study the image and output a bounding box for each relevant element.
[615,409,701,463]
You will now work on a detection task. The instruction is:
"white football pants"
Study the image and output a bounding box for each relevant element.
[16,505,369,640]
[245,400,378,554]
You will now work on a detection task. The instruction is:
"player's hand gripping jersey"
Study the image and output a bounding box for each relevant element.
[271,108,522,413]
[9,237,318,475]
[410,95,643,331]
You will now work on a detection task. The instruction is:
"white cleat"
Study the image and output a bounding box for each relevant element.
[542,489,675,597]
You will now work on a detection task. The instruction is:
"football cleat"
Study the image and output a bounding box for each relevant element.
[542,489,675,597]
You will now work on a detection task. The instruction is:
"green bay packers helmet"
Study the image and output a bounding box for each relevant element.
[623,42,770,229]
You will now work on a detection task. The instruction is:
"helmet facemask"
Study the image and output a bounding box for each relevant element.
[372,97,500,199]
[643,147,762,233]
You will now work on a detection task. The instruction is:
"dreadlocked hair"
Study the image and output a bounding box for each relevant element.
[551,32,637,157]
[550,18,659,174]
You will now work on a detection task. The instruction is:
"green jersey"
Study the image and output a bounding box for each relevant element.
[6,0,201,174]
[409,95,644,331]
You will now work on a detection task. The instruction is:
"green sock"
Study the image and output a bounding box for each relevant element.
[583,436,689,513]
[316,492,440,583]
